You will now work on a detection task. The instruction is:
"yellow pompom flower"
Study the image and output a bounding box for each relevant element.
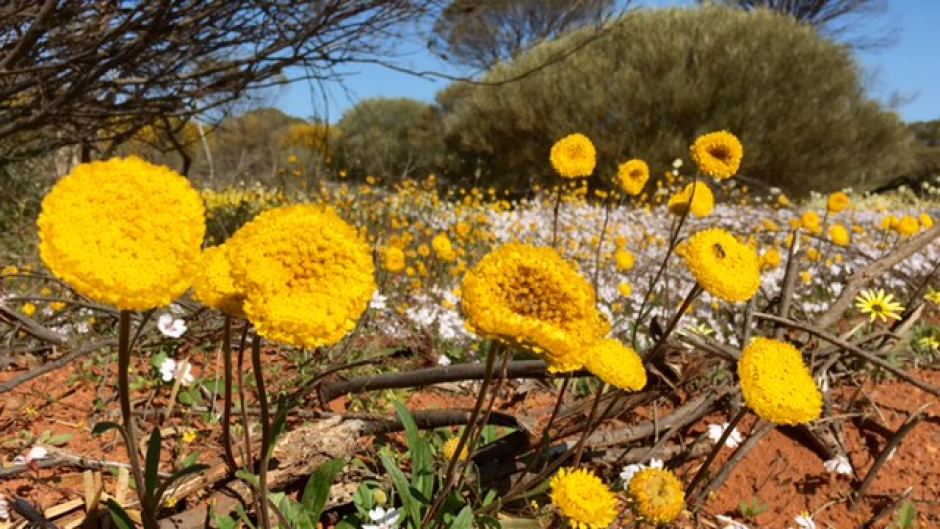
[614,249,635,272]
[550,133,596,178]
[432,233,457,262]
[919,213,933,229]
[801,211,822,235]
[894,215,919,238]
[627,468,685,525]
[584,339,646,391]
[37,156,205,311]
[759,248,782,271]
[192,245,245,317]
[440,437,470,461]
[549,468,618,529]
[22,302,37,317]
[690,131,743,180]
[683,229,761,302]
[617,282,633,297]
[382,247,406,273]
[226,204,375,348]
[461,244,609,372]
[826,192,851,214]
[881,215,899,231]
[616,159,649,196]
[738,337,822,425]
[667,181,714,218]
[828,224,851,247]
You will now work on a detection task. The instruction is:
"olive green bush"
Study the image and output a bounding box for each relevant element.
[437,6,915,195]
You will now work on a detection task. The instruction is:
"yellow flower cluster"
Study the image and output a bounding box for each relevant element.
[226,204,375,348]
[827,192,850,214]
[461,244,609,372]
[617,159,649,196]
[690,131,743,179]
[667,181,714,218]
[550,133,596,178]
[738,337,822,425]
[584,339,647,392]
[37,157,205,310]
[192,245,245,317]
[440,437,470,461]
[432,233,457,262]
[627,468,685,525]
[683,229,761,302]
[549,468,618,529]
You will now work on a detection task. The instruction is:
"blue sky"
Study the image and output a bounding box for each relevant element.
[272,0,939,123]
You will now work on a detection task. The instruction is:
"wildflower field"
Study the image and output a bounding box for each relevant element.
[1,128,939,529]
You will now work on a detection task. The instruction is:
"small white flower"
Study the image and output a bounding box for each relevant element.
[823,455,853,476]
[0,493,9,521]
[715,514,750,529]
[707,422,744,448]
[159,358,194,386]
[437,355,452,367]
[363,507,400,529]
[672,158,683,169]
[792,512,816,529]
[369,291,388,311]
[14,445,48,465]
[648,458,664,469]
[157,314,187,338]
[619,463,645,486]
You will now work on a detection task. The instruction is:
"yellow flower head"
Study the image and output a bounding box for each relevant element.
[738,337,822,425]
[759,248,782,271]
[683,229,761,302]
[617,282,633,297]
[550,133,596,178]
[461,244,609,372]
[382,246,406,273]
[22,302,37,317]
[440,437,470,461]
[549,468,618,529]
[690,131,743,180]
[894,215,919,238]
[881,215,899,231]
[854,288,904,323]
[584,339,646,392]
[37,156,205,311]
[924,288,940,306]
[827,192,851,214]
[614,249,635,272]
[919,213,933,229]
[226,204,375,348]
[667,182,714,218]
[617,159,649,196]
[828,224,851,247]
[627,468,685,525]
[432,233,457,262]
[192,245,245,317]
[801,211,822,235]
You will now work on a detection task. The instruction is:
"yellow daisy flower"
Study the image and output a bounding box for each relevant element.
[854,289,904,323]
[550,468,618,529]
[690,130,743,179]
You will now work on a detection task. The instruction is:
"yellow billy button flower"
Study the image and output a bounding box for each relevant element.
[826,192,851,214]
[550,133,596,178]
[617,282,633,297]
[440,437,470,461]
[584,339,646,392]
[690,130,743,180]
[37,156,205,311]
[854,289,904,323]
[616,159,649,196]
[894,215,919,238]
[627,468,685,525]
[667,181,714,218]
[614,249,635,272]
[226,204,375,348]
[192,245,245,318]
[22,302,37,317]
[919,213,933,229]
[801,211,822,235]
[828,224,851,247]
[461,244,609,372]
[382,246,406,273]
[549,468,618,529]
[431,233,457,262]
[738,337,822,425]
[683,229,761,302]
[759,248,782,271]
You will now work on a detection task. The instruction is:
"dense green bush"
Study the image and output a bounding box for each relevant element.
[437,6,915,195]
[334,98,445,180]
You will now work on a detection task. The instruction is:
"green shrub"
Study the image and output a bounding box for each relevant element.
[437,6,915,195]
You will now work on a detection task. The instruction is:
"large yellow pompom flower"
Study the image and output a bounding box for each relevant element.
[738,337,822,425]
[192,245,245,317]
[829,224,851,247]
[226,204,376,348]
[37,156,205,311]
[690,131,743,180]
[550,133,596,178]
[461,244,609,372]
[616,159,649,196]
[683,229,760,302]
[667,181,714,218]
[549,468,618,529]
[827,192,851,214]
[584,339,646,391]
[627,468,685,525]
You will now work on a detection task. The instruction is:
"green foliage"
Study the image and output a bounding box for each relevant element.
[890,500,918,529]
[334,98,445,181]
[738,497,769,520]
[438,6,915,195]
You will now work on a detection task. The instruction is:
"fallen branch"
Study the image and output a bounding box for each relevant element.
[0,338,117,394]
[850,408,926,510]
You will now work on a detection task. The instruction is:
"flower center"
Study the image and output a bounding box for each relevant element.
[503,265,577,325]
[708,145,732,164]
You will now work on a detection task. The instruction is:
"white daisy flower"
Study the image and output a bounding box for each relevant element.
[707,422,744,448]
[823,455,853,476]
[159,358,194,386]
[363,506,400,529]
[157,314,187,338]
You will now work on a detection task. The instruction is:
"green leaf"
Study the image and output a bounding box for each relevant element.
[47,433,72,446]
[269,394,290,457]
[106,499,136,529]
[892,500,917,529]
[180,451,200,469]
[449,506,473,529]
[144,429,162,510]
[380,450,420,525]
[91,421,124,437]
[300,458,345,524]
[154,464,210,507]
[392,401,433,499]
